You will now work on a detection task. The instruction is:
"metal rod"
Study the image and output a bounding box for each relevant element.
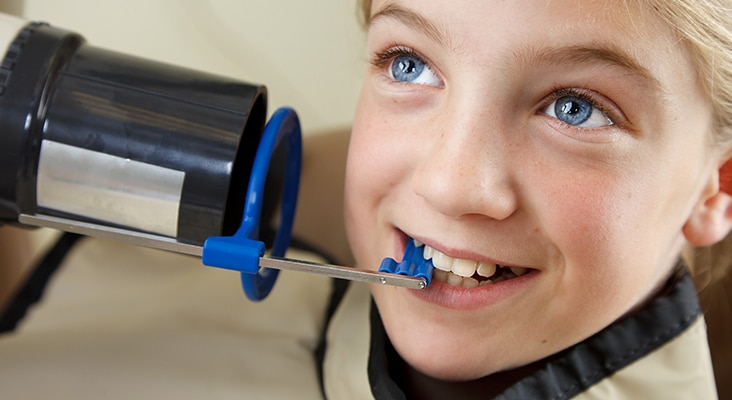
[19,213,203,256]
[260,256,427,289]
[18,213,427,289]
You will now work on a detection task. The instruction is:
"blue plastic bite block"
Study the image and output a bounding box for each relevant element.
[202,235,265,275]
[379,239,433,286]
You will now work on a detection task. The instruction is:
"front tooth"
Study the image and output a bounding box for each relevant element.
[510,267,529,276]
[432,250,454,271]
[452,258,477,277]
[477,262,497,278]
[413,239,423,247]
[423,245,435,260]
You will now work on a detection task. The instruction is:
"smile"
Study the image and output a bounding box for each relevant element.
[414,239,530,289]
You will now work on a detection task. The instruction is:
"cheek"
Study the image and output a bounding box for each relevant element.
[545,180,622,256]
[345,92,424,207]
[538,165,661,272]
[533,176,657,321]
[345,111,396,210]
[344,96,410,262]
[539,164,687,285]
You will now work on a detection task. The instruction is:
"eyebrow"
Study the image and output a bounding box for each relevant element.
[512,44,663,92]
[369,3,449,48]
[369,2,663,92]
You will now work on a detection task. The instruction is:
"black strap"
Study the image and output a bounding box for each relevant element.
[0,232,83,333]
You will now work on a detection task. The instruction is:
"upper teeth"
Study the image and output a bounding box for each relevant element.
[414,240,527,279]
[478,262,497,277]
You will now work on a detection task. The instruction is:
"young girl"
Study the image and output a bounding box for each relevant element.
[319,0,731,398]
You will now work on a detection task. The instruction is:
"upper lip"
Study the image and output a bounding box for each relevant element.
[408,232,531,269]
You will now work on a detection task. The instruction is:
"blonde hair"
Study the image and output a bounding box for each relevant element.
[357,0,372,28]
[646,0,732,147]
[356,0,732,146]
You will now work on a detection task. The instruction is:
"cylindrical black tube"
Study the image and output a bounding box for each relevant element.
[0,22,269,245]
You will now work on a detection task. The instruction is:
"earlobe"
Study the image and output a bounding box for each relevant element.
[683,161,732,246]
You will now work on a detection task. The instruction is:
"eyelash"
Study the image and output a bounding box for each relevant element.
[370,45,437,81]
[541,87,622,128]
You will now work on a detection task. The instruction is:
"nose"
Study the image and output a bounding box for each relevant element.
[411,112,518,221]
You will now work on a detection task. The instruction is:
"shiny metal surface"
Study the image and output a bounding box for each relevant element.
[36,140,185,237]
[259,257,427,289]
[19,213,427,290]
[19,213,202,256]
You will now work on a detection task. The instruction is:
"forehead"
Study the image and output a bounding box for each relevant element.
[369,0,658,27]
[368,0,694,95]
[369,0,670,49]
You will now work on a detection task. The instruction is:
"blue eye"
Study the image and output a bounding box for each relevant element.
[544,95,613,128]
[390,54,442,86]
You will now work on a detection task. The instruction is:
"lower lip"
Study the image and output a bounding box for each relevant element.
[394,231,538,310]
[409,271,537,310]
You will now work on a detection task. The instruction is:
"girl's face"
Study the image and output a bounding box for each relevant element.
[345,0,722,380]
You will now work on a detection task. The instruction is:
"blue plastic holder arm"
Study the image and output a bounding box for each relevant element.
[378,239,433,286]
[202,107,302,301]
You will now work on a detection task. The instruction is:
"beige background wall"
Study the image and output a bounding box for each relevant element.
[0,0,366,134]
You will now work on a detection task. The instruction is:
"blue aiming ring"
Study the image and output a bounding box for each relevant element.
[240,107,302,300]
[201,107,302,301]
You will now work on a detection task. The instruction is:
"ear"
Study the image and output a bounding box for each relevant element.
[683,159,732,246]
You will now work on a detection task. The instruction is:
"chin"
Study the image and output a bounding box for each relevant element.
[375,300,514,382]
[392,335,508,381]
